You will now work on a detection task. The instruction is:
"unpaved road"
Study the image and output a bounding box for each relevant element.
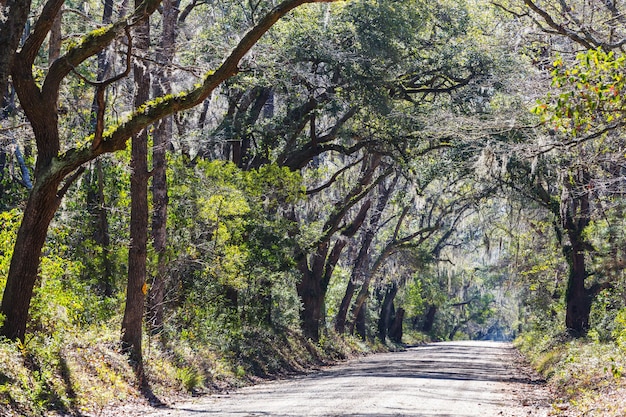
[148,341,552,417]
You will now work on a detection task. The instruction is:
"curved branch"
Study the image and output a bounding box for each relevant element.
[20,0,66,65]
[42,0,163,100]
[49,0,341,184]
[306,157,364,195]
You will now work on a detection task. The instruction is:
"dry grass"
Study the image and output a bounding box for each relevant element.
[516,333,626,417]
[0,326,371,416]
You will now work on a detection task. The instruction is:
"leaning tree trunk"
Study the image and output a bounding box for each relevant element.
[335,177,397,334]
[121,11,150,377]
[0,180,63,340]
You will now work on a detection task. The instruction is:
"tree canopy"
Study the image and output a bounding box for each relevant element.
[3,0,626,413]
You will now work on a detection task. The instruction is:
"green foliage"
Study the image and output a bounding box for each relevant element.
[533,48,626,135]
[612,308,626,352]
[0,209,21,289]
[175,366,201,392]
[165,158,304,353]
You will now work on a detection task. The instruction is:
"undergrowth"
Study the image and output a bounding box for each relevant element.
[0,326,371,416]
[515,329,626,416]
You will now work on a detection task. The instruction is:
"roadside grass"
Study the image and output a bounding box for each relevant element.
[0,325,372,416]
[515,330,626,416]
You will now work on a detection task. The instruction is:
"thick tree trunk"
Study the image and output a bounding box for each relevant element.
[1,6,65,339]
[0,181,62,340]
[422,305,437,333]
[389,307,404,343]
[354,300,366,339]
[560,169,593,336]
[378,283,398,342]
[297,258,324,341]
[121,13,150,376]
[564,240,591,335]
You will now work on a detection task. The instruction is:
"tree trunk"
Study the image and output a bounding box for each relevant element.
[0,0,31,102]
[335,177,397,334]
[560,168,593,336]
[147,0,179,335]
[0,181,62,340]
[378,283,398,342]
[335,279,357,334]
[121,12,150,377]
[564,239,591,335]
[354,300,366,340]
[389,307,404,343]
[422,305,437,333]
[1,6,65,339]
[296,257,324,341]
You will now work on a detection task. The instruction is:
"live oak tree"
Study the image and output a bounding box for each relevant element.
[0,0,340,342]
[494,0,626,335]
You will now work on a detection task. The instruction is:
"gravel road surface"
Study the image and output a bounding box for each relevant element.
[147,341,552,417]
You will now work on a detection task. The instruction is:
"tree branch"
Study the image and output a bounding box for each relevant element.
[47,0,341,186]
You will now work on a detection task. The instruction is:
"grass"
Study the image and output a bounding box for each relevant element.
[0,325,372,416]
[515,330,626,416]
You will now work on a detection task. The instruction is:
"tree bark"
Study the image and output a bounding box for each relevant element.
[378,283,398,342]
[560,169,594,336]
[0,0,31,102]
[0,180,63,340]
[564,233,591,335]
[121,11,150,377]
[422,305,437,333]
[48,8,62,64]
[147,0,179,335]
[389,307,404,343]
[297,258,324,340]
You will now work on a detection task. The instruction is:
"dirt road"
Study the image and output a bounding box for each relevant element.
[148,341,552,417]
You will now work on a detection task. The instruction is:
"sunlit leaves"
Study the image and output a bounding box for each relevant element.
[533,48,626,136]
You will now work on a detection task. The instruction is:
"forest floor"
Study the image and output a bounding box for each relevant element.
[101,341,553,417]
